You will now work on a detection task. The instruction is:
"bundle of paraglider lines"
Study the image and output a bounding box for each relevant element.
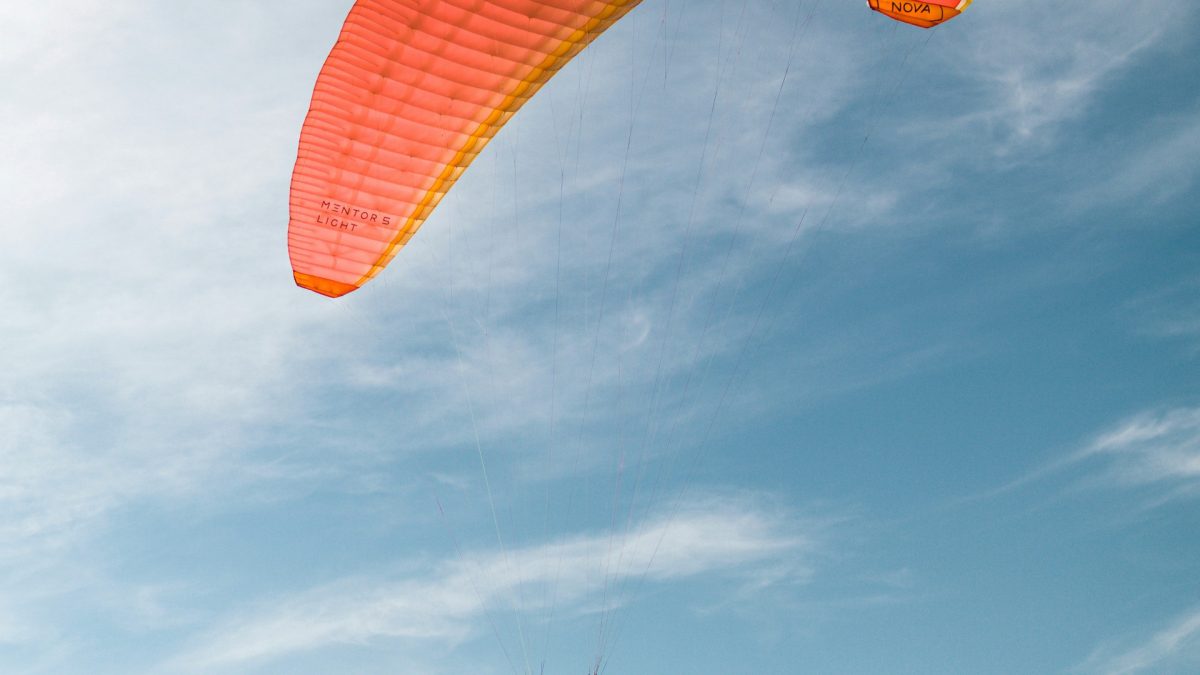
[284,2,971,674]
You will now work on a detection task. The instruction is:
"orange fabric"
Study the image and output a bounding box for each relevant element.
[288,0,642,297]
[867,0,971,29]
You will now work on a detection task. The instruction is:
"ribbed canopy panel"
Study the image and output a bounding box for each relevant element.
[289,0,642,297]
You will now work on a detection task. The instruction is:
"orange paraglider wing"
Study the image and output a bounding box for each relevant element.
[287,0,642,298]
[868,0,972,29]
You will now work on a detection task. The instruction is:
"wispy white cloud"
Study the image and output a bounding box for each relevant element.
[990,407,1200,506]
[0,5,370,663]
[945,0,1183,157]
[1077,606,1200,675]
[1077,408,1200,494]
[166,494,821,672]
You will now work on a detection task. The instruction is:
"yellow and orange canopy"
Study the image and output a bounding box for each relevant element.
[867,0,972,29]
[288,1,642,298]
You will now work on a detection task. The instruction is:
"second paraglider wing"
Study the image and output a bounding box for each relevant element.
[867,0,972,29]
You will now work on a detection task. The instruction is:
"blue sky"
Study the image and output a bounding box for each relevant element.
[1,1,1199,673]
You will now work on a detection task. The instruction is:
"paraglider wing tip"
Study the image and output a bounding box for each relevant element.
[293,272,359,298]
